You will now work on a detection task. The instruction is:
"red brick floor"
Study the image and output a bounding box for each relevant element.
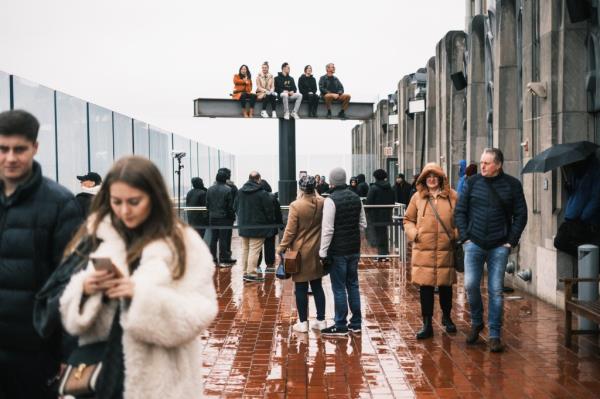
[200,256,600,398]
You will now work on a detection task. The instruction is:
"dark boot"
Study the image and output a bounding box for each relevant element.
[466,323,484,344]
[416,316,433,339]
[441,314,457,333]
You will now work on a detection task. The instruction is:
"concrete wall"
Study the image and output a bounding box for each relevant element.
[350,0,600,307]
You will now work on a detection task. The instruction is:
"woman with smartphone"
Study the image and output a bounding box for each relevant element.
[59,156,217,398]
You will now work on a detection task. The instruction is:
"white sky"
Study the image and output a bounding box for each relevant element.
[0,0,464,185]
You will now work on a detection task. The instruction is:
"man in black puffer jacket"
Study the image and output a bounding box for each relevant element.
[185,177,208,237]
[356,173,369,198]
[0,110,83,399]
[234,171,274,282]
[366,169,395,260]
[207,170,235,266]
[454,147,527,353]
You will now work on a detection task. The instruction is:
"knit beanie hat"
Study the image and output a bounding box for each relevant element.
[299,175,316,193]
[329,167,347,186]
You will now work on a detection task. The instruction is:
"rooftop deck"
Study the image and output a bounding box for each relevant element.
[199,240,600,398]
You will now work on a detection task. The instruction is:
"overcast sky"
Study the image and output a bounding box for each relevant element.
[0,0,464,184]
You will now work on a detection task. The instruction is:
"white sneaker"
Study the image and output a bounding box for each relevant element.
[260,110,268,118]
[311,320,328,331]
[284,112,290,120]
[291,111,300,119]
[271,111,277,118]
[292,321,309,333]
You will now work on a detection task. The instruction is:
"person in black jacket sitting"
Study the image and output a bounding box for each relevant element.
[298,65,319,118]
[0,110,83,399]
[186,177,208,238]
[454,147,527,353]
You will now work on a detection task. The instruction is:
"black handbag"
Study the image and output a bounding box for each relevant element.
[59,308,124,398]
[427,197,464,273]
[34,235,100,339]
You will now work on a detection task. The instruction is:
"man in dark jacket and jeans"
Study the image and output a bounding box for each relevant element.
[234,171,274,282]
[454,147,527,353]
[366,169,395,260]
[207,170,236,266]
[319,167,367,337]
[186,177,208,238]
[319,63,351,119]
[0,110,82,399]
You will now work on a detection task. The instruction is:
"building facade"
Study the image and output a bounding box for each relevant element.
[352,0,600,307]
[0,70,235,198]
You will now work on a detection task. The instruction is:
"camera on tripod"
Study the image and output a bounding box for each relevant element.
[171,150,186,160]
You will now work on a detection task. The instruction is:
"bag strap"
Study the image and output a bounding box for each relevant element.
[426,197,454,242]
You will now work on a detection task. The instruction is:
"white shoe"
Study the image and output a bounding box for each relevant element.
[311,319,328,331]
[271,111,277,118]
[284,112,290,120]
[260,110,268,118]
[291,111,300,119]
[292,321,309,333]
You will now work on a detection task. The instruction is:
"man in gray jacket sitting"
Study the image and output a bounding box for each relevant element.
[319,63,351,119]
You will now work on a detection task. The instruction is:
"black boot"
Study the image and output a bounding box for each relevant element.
[416,316,433,339]
[441,314,457,333]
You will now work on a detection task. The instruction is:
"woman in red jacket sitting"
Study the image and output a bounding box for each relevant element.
[232,64,257,117]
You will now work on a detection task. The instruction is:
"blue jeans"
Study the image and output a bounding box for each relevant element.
[330,254,361,329]
[464,241,510,338]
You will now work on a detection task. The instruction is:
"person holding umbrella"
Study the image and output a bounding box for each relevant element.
[521,141,600,255]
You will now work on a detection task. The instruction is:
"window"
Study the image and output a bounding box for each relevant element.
[12,77,57,180]
[133,120,149,158]
[113,112,133,159]
[88,104,113,176]
[56,92,88,193]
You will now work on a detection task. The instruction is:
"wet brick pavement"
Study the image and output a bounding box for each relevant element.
[200,256,600,398]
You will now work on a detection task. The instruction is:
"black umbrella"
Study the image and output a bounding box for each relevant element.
[521,141,599,174]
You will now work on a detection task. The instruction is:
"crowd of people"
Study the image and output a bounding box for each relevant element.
[231,62,351,120]
[0,107,580,399]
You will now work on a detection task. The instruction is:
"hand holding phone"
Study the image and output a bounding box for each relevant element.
[91,257,123,278]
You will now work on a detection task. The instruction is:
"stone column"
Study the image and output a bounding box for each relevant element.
[426,57,438,166]
[467,15,488,163]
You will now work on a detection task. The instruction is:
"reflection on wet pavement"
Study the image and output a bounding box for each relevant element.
[201,252,600,398]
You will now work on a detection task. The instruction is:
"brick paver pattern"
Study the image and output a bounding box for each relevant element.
[200,256,600,398]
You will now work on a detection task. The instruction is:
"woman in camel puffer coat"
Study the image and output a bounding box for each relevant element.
[404,162,457,340]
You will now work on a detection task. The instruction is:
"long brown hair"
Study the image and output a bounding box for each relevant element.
[67,156,187,279]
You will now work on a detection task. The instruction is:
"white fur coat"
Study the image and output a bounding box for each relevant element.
[60,215,217,399]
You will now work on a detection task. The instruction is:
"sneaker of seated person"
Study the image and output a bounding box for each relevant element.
[338,110,347,120]
[326,109,332,119]
[284,112,290,120]
[271,110,277,118]
[291,111,300,119]
[261,110,268,118]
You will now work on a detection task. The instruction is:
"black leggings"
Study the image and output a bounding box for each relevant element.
[419,285,452,317]
[261,94,277,111]
[239,92,256,109]
[304,93,319,113]
[295,278,326,322]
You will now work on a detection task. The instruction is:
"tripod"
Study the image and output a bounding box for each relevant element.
[174,156,184,218]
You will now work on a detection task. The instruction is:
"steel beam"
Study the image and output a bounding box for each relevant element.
[194,98,374,120]
[278,118,296,205]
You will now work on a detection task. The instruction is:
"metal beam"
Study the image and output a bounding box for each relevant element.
[193,98,374,120]
[278,119,296,205]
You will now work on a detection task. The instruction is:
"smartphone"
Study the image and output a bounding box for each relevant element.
[91,257,123,278]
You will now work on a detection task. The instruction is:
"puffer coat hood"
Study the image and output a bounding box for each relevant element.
[404,163,457,286]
